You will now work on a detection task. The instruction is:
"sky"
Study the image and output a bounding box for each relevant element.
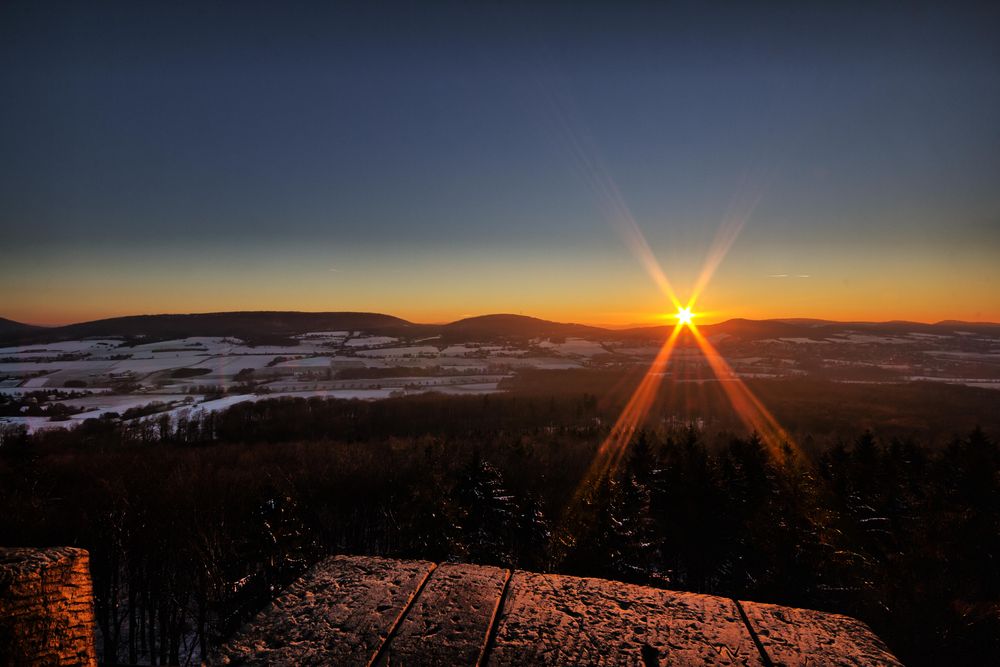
[1,1,998,326]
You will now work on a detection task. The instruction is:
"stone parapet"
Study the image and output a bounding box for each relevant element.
[215,555,903,666]
[0,547,97,667]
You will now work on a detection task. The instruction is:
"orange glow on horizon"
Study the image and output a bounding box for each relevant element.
[8,300,996,330]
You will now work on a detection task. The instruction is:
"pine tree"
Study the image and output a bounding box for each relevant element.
[447,450,516,565]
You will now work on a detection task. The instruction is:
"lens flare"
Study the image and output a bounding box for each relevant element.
[567,178,795,489]
[541,86,681,310]
[547,91,795,545]
[576,322,684,490]
[688,321,794,461]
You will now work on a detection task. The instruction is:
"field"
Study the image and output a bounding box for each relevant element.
[2,316,998,439]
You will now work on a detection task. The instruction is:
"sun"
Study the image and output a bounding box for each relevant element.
[675,307,694,326]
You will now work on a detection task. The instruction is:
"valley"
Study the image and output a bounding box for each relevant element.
[2,312,998,437]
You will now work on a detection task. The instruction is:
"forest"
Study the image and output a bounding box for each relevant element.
[0,391,997,666]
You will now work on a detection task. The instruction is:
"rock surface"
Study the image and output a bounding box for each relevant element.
[216,555,434,666]
[740,600,903,667]
[214,555,905,666]
[0,546,97,667]
[490,571,763,666]
[378,562,508,666]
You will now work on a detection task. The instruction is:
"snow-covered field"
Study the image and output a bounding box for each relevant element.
[193,355,286,373]
[2,394,197,433]
[268,356,333,369]
[537,337,607,357]
[355,345,440,358]
[3,326,996,434]
[0,339,122,355]
[0,332,522,433]
[0,359,116,372]
[112,356,206,373]
[343,336,398,347]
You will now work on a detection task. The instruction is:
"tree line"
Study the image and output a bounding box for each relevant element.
[0,393,997,665]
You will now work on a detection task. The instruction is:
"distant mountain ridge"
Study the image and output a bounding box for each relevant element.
[442,314,605,340]
[0,311,997,346]
[0,312,419,346]
[0,317,47,339]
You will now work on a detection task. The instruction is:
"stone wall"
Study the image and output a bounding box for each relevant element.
[0,548,905,666]
[0,547,97,667]
[216,555,904,666]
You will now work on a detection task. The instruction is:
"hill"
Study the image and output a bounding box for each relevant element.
[441,314,605,341]
[0,317,46,339]
[694,318,1000,341]
[2,310,997,346]
[0,311,420,346]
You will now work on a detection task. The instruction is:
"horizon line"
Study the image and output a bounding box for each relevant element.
[5,309,999,330]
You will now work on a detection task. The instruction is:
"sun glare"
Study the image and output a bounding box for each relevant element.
[675,307,694,325]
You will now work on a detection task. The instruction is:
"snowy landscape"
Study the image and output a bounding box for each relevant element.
[2,313,998,434]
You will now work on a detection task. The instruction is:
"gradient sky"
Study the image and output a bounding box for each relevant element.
[1,2,998,326]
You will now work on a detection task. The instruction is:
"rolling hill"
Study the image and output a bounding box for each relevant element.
[0,317,46,340]
[441,314,605,341]
[1,311,997,346]
[0,312,420,346]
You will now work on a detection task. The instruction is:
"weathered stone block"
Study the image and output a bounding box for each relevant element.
[490,571,763,666]
[215,554,434,666]
[739,600,903,667]
[380,562,508,666]
[213,556,906,666]
[0,546,97,667]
